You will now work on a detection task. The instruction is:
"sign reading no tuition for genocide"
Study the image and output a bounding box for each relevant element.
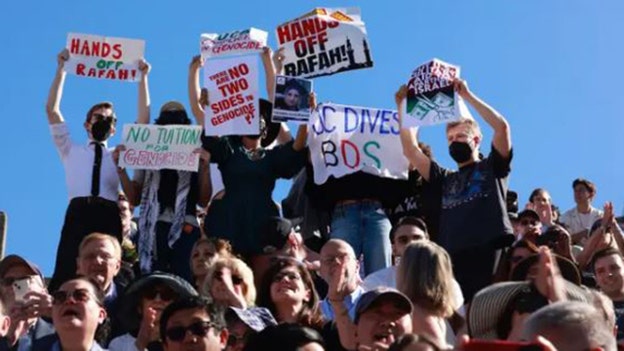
[276,7,373,79]
[119,124,202,172]
[203,55,259,136]
[65,33,145,82]
[404,58,471,127]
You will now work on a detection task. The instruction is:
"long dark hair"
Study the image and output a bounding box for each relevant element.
[257,257,324,329]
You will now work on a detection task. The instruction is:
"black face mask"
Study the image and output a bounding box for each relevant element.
[448,141,473,164]
[91,119,113,142]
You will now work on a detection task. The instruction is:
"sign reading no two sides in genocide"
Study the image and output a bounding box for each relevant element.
[203,55,260,136]
[276,7,373,79]
[65,33,145,82]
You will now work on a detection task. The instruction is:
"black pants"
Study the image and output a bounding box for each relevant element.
[451,246,499,302]
[48,197,122,292]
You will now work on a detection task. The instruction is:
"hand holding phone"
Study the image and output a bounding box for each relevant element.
[12,278,34,303]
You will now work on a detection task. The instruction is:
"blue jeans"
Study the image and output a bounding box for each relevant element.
[331,201,392,276]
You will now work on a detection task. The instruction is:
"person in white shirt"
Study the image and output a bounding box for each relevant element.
[363,217,464,314]
[560,178,604,245]
[45,48,148,291]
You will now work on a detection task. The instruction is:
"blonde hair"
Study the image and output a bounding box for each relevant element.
[397,241,455,318]
[203,257,256,306]
[79,233,122,260]
[189,237,233,276]
[446,118,482,139]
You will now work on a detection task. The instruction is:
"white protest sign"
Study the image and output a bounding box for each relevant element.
[119,124,202,172]
[276,7,373,78]
[65,33,145,82]
[309,103,409,184]
[200,28,268,59]
[203,56,259,136]
[404,58,472,127]
[272,75,313,123]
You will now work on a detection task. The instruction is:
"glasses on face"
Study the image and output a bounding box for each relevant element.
[91,113,117,123]
[321,252,352,266]
[273,271,302,283]
[142,287,177,301]
[165,321,218,342]
[52,288,97,305]
[0,275,35,287]
[213,271,244,286]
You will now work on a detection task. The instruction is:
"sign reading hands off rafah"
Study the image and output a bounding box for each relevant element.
[308,103,409,185]
[276,7,373,78]
[65,33,145,82]
[119,124,202,172]
[404,59,472,127]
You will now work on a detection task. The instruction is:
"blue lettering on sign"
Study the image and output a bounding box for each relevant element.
[360,108,380,134]
[312,105,337,135]
[344,107,360,133]
[391,112,400,135]
[379,110,392,135]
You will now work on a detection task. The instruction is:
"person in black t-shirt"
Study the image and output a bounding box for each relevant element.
[396,79,513,301]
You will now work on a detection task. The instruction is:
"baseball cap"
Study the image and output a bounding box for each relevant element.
[0,255,44,280]
[226,306,277,332]
[354,287,413,323]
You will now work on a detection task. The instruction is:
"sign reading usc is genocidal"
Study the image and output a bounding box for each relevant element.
[203,55,259,136]
[64,33,145,82]
[119,124,202,172]
[308,103,409,185]
[200,28,268,59]
[276,7,373,79]
[403,58,471,127]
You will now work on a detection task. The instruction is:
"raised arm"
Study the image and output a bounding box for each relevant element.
[273,47,285,76]
[136,59,151,124]
[396,85,432,181]
[292,93,315,151]
[188,55,205,126]
[45,49,69,125]
[261,46,276,102]
[454,79,511,159]
[195,148,213,207]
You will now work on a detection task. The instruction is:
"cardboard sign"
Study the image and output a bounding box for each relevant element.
[272,75,313,123]
[119,124,202,171]
[65,33,145,82]
[203,56,259,136]
[276,7,373,78]
[404,58,471,127]
[309,103,409,184]
[200,28,268,58]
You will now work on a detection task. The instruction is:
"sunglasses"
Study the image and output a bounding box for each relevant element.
[213,271,244,286]
[165,321,218,341]
[142,287,177,301]
[273,271,302,283]
[92,113,117,122]
[52,288,97,305]
[0,275,35,287]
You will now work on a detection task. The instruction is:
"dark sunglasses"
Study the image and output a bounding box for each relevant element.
[52,289,97,305]
[213,271,244,285]
[273,271,302,283]
[0,275,35,287]
[92,113,117,122]
[142,287,177,301]
[165,321,218,341]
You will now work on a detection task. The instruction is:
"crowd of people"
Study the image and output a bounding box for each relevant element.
[1,43,622,351]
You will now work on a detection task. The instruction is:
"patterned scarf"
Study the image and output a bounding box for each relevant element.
[138,170,192,273]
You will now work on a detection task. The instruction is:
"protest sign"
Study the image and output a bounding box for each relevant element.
[276,7,373,78]
[203,56,259,136]
[272,75,313,123]
[309,103,409,184]
[65,33,145,82]
[200,28,268,59]
[119,124,202,172]
[404,58,472,127]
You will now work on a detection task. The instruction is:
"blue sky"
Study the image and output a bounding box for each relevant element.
[1,1,622,275]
